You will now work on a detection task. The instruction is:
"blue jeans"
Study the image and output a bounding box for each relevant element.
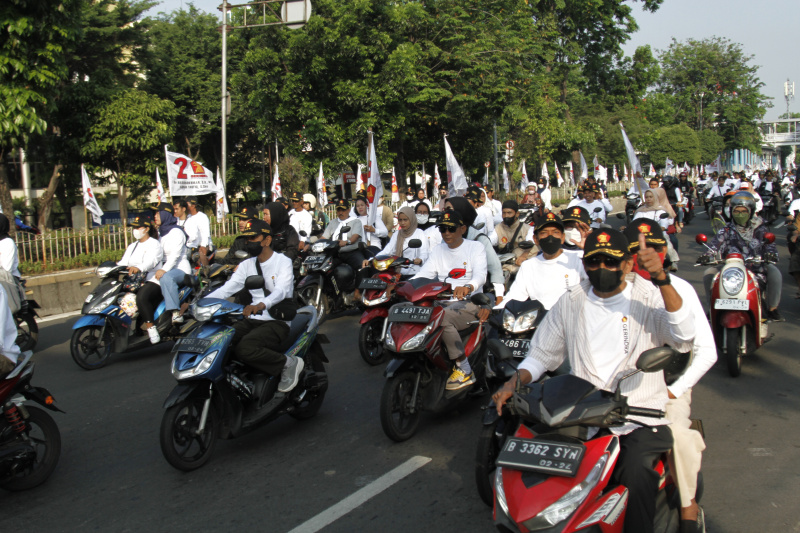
[160,269,187,312]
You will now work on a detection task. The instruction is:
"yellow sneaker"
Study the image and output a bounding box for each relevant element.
[446,367,475,390]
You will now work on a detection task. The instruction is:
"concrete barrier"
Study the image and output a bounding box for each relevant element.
[25,268,100,318]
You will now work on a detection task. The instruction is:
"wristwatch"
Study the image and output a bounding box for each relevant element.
[465,284,474,294]
[651,271,671,287]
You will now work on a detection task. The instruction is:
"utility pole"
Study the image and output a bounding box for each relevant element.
[493,120,499,190]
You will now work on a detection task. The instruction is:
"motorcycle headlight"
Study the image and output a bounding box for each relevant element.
[88,294,118,314]
[401,321,436,352]
[502,309,516,331]
[523,453,608,531]
[384,324,396,350]
[363,292,389,307]
[171,350,219,380]
[312,242,327,253]
[373,258,395,271]
[721,267,745,295]
[502,309,539,333]
[192,302,222,322]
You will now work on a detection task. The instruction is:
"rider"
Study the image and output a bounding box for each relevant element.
[0,281,21,377]
[410,210,489,390]
[574,184,612,228]
[206,219,303,395]
[120,216,165,344]
[663,176,685,228]
[699,192,783,321]
[315,198,366,274]
[561,206,591,252]
[536,177,553,210]
[484,185,503,225]
[704,174,729,204]
[288,192,313,247]
[466,186,493,236]
[493,228,696,533]
[216,206,260,266]
[184,197,212,266]
[624,221,715,533]
[354,196,388,256]
[677,171,694,220]
[490,200,535,275]
[153,203,191,326]
[362,206,428,277]
[302,193,328,239]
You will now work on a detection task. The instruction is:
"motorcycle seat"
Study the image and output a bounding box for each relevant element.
[278,312,313,352]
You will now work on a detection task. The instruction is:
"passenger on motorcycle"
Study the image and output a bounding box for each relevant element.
[184,197,212,266]
[436,184,449,211]
[484,185,503,225]
[206,219,303,395]
[723,173,741,191]
[313,198,367,274]
[573,184,612,228]
[466,186,493,236]
[536,177,553,210]
[362,206,428,276]
[354,196,388,255]
[704,174,729,203]
[633,188,674,231]
[303,194,328,240]
[699,192,783,321]
[122,215,166,344]
[215,206,260,266]
[411,210,490,390]
[153,204,192,328]
[288,192,313,247]
[522,184,539,205]
[624,221,715,533]
[263,202,301,261]
[0,213,23,294]
[493,228,696,533]
[663,176,685,227]
[489,200,534,275]
[561,206,592,252]
[0,281,21,377]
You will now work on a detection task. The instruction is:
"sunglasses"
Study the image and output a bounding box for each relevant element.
[584,255,623,269]
[438,226,460,234]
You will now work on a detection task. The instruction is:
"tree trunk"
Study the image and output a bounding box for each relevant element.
[0,161,16,236]
[38,164,62,229]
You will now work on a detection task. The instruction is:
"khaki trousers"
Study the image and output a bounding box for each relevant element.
[441,301,480,360]
[665,389,706,508]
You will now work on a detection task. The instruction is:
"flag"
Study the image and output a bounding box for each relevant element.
[613,165,618,182]
[568,161,575,185]
[356,163,366,191]
[579,152,588,184]
[432,162,442,203]
[541,162,550,188]
[156,168,167,203]
[165,146,217,196]
[592,155,599,169]
[81,165,104,225]
[596,164,607,182]
[665,158,674,175]
[483,166,489,186]
[649,163,656,177]
[519,160,529,191]
[317,163,328,207]
[502,164,510,192]
[682,162,690,174]
[443,135,468,197]
[623,162,629,181]
[270,163,281,199]
[215,170,229,222]
[619,122,643,176]
[391,167,400,202]
[706,156,720,174]
[365,131,383,227]
[554,164,564,187]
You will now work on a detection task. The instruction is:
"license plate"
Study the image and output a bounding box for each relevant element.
[304,256,325,265]
[500,338,530,358]
[359,278,388,290]
[388,305,432,323]
[496,437,586,477]
[714,299,749,310]
[172,338,213,353]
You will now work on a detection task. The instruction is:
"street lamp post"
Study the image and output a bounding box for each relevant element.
[699,91,705,131]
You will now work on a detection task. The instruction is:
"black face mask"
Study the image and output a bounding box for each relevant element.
[586,268,623,293]
[245,241,263,256]
[538,235,562,256]
[502,216,517,227]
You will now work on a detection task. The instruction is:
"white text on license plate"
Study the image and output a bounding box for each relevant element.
[715,299,749,310]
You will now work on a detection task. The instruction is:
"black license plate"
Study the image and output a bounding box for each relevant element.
[388,305,432,323]
[172,338,213,353]
[359,278,388,290]
[500,338,530,358]
[304,256,325,265]
[496,437,585,477]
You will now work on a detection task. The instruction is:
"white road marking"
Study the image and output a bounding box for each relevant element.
[286,455,432,533]
[39,310,82,324]
[747,448,774,457]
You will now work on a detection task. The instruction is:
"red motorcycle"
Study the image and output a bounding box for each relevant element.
[379,269,491,441]
[487,347,701,533]
[696,232,775,377]
[0,351,63,491]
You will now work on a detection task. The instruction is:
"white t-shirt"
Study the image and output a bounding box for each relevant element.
[160,228,191,275]
[576,199,612,228]
[0,282,21,364]
[584,284,634,384]
[498,250,587,310]
[474,209,493,236]
[632,210,672,230]
[357,215,388,247]
[0,237,20,277]
[289,209,314,242]
[117,237,164,282]
[487,199,503,225]
[184,211,211,249]
[423,225,442,249]
[412,239,487,294]
[377,228,429,275]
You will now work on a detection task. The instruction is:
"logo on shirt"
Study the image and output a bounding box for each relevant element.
[621,316,630,357]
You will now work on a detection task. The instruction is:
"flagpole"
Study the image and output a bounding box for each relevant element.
[84,206,89,254]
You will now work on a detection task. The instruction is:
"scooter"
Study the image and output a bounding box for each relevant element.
[0,351,63,491]
[696,233,775,377]
[485,299,547,374]
[70,261,197,370]
[160,280,329,471]
[14,279,40,352]
[379,270,491,442]
[487,347,701,532]
[623,189,643,224]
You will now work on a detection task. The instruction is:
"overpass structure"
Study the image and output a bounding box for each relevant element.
[761,118,800,147]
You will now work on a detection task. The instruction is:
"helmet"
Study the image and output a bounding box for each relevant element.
[333,264,356,291]
[303,193,316,209]
[13,210,21,217]
[729,191,756,220]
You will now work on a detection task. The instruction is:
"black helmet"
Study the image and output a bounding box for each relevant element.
[729,191,756,221]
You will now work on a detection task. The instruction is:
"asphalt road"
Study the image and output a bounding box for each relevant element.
[3,212,800,533]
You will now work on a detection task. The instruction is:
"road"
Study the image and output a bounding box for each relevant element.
[3,213,800,532]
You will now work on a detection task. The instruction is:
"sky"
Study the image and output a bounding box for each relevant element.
[147,0,799,121]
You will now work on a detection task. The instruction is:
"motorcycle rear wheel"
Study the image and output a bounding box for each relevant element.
[358,318,387,366]
[725,327,743,377]
[160,397,218,471]
[289,348,328,420]
[1,406,61,491]
[380,371,421,442]
[70,325,113,370]
[297,284,329,324]
[475,420,503,507]
[15,313,38,352]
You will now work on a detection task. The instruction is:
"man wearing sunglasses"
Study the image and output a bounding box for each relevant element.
[466,186,493,236]
[411,210,489,390]
[493,228,696,533]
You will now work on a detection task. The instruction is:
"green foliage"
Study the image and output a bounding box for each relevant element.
[21,248,124,275]
[696,129,726,164]
[644,124,700,166]
[277,155,310,196]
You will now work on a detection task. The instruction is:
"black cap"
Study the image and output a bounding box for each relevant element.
[561,206,591,225]
[406,186,414,194]
[289,192,302,203]
[150,202,174,214]
[355,190,367,201]
[485,185,494,192]
[623,220,667,250]
[465,186,482,202]
[584,229,629,260]
[534,212,564,233]
[438,183,448,190]
[502,200,519,212]
[130,215,152,229]
[240,219,272,237]
[235,206,259,220]
[186,196,198,205]
[335,198,350,210]
[437,210,464,229]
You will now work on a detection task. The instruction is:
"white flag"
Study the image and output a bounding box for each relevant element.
[165,147,218,196]
[592,155,599,169]
[706,156,720,174]
[443,135,468,197]
[623,162,629,181]
[613,165,618,182]
[483,166,489,186]
[390,167,400,203]
[579,152,588,184]
[433,162,442,203]
[541,162,550,188]
[317,163,328,207]
[502,164,510,192]
[520,160,529,191]
[156,168,167,203]
[271,163,282,199]
[619,122,643,177]
[596,164,607,182]
[683,162,690,174]
[81,165,104,225]
[215,171,229,222]
[554,164,564,187]
[665,158,674,175]
[568,161,575,185]
[649,163,657,177]
[366,132,383,227]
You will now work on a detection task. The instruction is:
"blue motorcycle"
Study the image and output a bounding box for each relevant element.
[70,261,197,370]
[159,277,330,471]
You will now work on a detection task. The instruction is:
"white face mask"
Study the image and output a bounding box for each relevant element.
[564,227,581,245]
[406,195,414,201]
[416,214,429,225]
[133,228,147,240]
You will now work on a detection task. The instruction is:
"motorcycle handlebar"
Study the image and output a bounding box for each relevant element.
[627,406,665,418]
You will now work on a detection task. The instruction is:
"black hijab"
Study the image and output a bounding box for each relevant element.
[265,202,290,232]
[443,197,477,228]
[0,214,9,241]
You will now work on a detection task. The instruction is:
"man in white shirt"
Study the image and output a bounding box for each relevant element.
[411,210,489,390]
[723,173,741,191]
[623,220,713,533]
[183,197,212,266]
[0,282,21,376]
[493,228,696,533]
[207,220,303,395]
[574,184,612,228]
[288,192,313,244]
[172,199,189,227]
[704,175,729,202]
[485,186,503,225]
[466,186,493,236]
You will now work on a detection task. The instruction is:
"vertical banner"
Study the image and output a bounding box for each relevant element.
[519,160,528,191]
[443,135,467,197]
[366,131,383,227]
[81,165,104,224]
[271,163,282,199]
[391,167,400,202]
[156,168,167,203]
[215,171,229,222]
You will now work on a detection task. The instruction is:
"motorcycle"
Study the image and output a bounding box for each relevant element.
[357,239,422,366]
[696,232,775,377]
[379,270,491,442]
[484,299,547,379]
[14,280,40,352]
[70,261,198,370]
[496,241,535,291]
[159,281,329,471]
[623,189,643,224]
[0,351,63,491]
[485,347,700,532]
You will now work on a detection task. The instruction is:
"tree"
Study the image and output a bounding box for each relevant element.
[696,129,725,164]
[645,124,701,166]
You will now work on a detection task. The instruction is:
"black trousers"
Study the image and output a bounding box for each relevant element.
[612,426,673,533]
[231,319,290,376]
[136,282,163,323]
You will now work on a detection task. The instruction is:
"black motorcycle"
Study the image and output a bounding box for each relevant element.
[484,299,547,383]
[623,189,643,224]
[14,280,39,352]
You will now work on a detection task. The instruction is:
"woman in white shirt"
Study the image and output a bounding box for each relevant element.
[354,197,388,255]
[124,216,165,343]
[0,214,21,278]
[154,205,192,335]
[363,207,428,277]
[633,188,675,230]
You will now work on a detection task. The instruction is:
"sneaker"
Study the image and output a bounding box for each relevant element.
[172,311,184,324]
[446,367,476,390]
[147,326,160,345]
[278,355,305,393]
[768,309,785,322]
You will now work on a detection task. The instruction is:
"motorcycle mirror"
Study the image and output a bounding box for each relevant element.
[339,225,351,233]
[407,239,422,249]
[616,213,625,219]
[636,346,680,373]
[448,268,467,280]
[244,275,265,291]
[764,232,776,244]
[299,230,308,237]
[473,222,485,230]
[695,234,708,245]
[519,241,534,250]
[469,292,492,306]
[234,250,250,259]
[659,212,670,219]
[593,207,603,213]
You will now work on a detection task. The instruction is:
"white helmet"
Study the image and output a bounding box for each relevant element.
[303,193,316,209]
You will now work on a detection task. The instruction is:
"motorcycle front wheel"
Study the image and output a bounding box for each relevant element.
[0,406,61,491]
[70,325,114,370]
[15,313,38,352]
[725,327,743,377]
[380,371,422,442]
[297,283,329,324]
[358,318,387,366]
[475,419,505,507]
[160,397,218,471]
